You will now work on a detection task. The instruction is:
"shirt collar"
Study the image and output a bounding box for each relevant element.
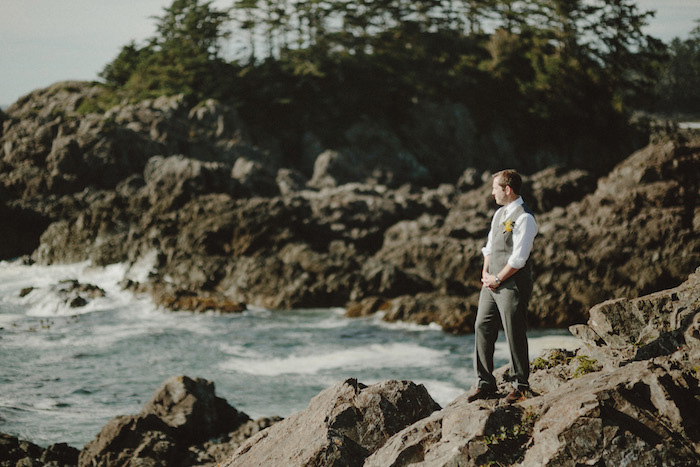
[502,196,523,217]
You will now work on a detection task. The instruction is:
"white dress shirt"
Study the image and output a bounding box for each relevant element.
[481,196,538,270]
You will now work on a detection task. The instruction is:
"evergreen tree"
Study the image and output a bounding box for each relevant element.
[654,23,700,114]
[100,0,233,99]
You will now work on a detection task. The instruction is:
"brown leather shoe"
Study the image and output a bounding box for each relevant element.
[467,387,496,402]
[504,389,523,404]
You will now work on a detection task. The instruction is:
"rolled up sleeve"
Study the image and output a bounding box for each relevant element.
[508,213,538,269]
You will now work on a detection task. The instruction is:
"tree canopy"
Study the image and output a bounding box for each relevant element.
[97,0,698,177]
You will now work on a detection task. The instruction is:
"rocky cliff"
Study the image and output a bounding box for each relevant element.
[1,81,698,332]
[3,268,698,466]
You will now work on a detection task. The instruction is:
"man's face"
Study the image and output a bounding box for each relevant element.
[491,176,508,206]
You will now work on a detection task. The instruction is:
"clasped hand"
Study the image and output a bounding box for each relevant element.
[481,273,501,290]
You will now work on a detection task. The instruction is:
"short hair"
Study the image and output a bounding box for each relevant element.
[493,169,522,195]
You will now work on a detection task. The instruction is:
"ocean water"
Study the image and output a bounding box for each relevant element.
[0,260,580,449]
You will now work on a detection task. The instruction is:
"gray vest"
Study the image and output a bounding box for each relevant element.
[489,203,534,289]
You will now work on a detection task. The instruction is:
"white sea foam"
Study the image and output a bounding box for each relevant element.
[370,311,444,332]
[487,333,582,364]
[0,312,23,326]
[293,309,351,330]
[417,379,467,407]
[123,250,158,284]
[219,342,448,376]
[0,260,157,318]
[219,343,265,359]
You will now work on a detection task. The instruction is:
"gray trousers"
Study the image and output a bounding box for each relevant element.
[474,282,530,390]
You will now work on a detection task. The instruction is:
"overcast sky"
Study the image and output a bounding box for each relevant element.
[1,0,699,107]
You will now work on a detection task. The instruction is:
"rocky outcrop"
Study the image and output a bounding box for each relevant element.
[527,138,700,326]
[353,138,699,329]
[362,268,700,466]
[4,269,699,466]
[78,375,251,466]
[0,434,78,467]
[1,82,698,331]
[221,379,441,466]
[222,269,700,466]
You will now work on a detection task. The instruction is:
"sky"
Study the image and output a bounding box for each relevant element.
[1,0,699,108]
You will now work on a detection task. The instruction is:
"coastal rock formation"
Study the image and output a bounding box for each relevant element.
[2,269,698,465]
[0,82,698,332]
[0,434,78,467]
[221,379,441,466]
[78,375,251,466]
[364,268,700,466]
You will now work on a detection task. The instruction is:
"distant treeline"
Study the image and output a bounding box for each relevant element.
[90,0,698,173]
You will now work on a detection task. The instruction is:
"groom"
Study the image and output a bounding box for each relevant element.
[468,169,538,404]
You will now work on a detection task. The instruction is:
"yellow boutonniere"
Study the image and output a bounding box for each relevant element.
[504,219,514,233]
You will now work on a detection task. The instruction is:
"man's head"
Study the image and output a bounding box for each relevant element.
[491,169,522,206]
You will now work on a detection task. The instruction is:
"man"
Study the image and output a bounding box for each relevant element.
[468,169,538,404]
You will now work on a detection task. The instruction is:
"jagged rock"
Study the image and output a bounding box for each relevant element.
[0,433,79,467]
[143,154,238,210]
[2,80,698,332]
[455,167,485,192]
[529,136,700,327]
[358,258,434,297]
[308,149,364,189]
[78,413,180,466]
[340,121,431,187]
[364,393,527,466]
[364,269,700,466]
[570,267,700,362]
[374,293,477,334]
[521,355,700,466]
[231,157,279,197]
[194,417,282,465]
[150,287,247,313]
[79,375,250,467]
[139,376,249,443]
[0,433,44,466]
[347,291,478,335]
[276,167,308,195]
[525,166,597,213]
[43,442,81,466]
[56,279,106,306]
[187,98,249,144]
[221,379,441,466]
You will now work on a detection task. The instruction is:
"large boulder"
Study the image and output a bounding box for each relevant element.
[308,149,365,189]
[142,154,238,211]
[569,266,700,362]
[221,379,441,467]
[78,376,250,467]
[138,375,248,444]
[230,157,279,197]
